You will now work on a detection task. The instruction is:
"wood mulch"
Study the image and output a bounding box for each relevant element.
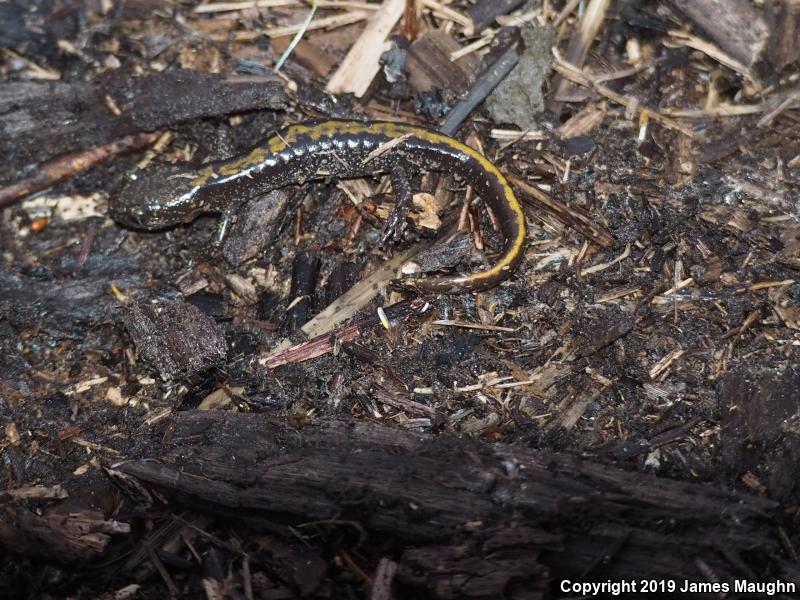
[1,1,798,598]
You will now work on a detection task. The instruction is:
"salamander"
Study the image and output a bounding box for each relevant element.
[111,120,526,293]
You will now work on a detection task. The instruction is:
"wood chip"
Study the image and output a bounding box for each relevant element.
[649,347,685,380]
[326,0,405,97]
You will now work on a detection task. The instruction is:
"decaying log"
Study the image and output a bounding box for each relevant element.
[0,69,286,181]
[116,412,791,598]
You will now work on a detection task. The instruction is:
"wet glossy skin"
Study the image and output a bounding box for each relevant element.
[111,120,526,293]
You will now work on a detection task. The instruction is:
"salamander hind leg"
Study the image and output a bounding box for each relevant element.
[382,164,414,245]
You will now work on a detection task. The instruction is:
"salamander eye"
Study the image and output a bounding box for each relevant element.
[109,199,144,228]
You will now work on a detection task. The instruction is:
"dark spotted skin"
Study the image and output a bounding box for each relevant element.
[111,120,526,293]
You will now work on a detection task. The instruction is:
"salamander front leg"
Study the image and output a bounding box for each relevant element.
[382,165,413,244]
[214,205,237,246]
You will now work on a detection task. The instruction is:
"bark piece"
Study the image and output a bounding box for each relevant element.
[284,250,321,331]
[769,0,800,71]
[222,190,291,266]
[0,267,141,327]
[468,0,528,33]
[406,31,477,98]
[719,366,800,502]
[399,533,552,599]
[0,507,129,564]
[574,316,634,358]
[123,299,228,380]
[670,0,770,72]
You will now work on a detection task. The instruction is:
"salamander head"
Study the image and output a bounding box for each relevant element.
[111,166,206,230]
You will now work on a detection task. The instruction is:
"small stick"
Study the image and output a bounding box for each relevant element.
[439,44,519,137]
[273,0,318,71]
[667,30,759,90]
[420,0,474,35]
[298,242,423,340]
[194,0,378,13]
[0,132,160,208]
[549,0,611,114]
[212,11,368,41]
[649,346,685,380]
[579,244,631,276]
[372,388,439,418]
[432,319,516,332]
[551,52,695,137]
[510,175,614,248]
[261,299,428,368]
[553,0,582,27]
[756,87,800,127]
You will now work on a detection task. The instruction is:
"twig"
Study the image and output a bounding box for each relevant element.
[661,103,766,118]
[299,240,430,340]
[0,133,160,208]
[552,0,582,27]
[750,279,795,292]
[420,0,474,35]
[260,299,428,368]
[414,374,530,395]
[194,0,378,13]
[579,244,631,276]
[651,277,694,304]
[439,44,519,136]
[649,347,685,380]
[490,129,547,142]
[432,319,516,332]
[450,34,493,61]
[551,51,695,137]
[667,30,759,90]
[510,175,614,249]
[211,11,368,41]
[372,388,439,418]
[756,87,800,127]
[549,0,610,114]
